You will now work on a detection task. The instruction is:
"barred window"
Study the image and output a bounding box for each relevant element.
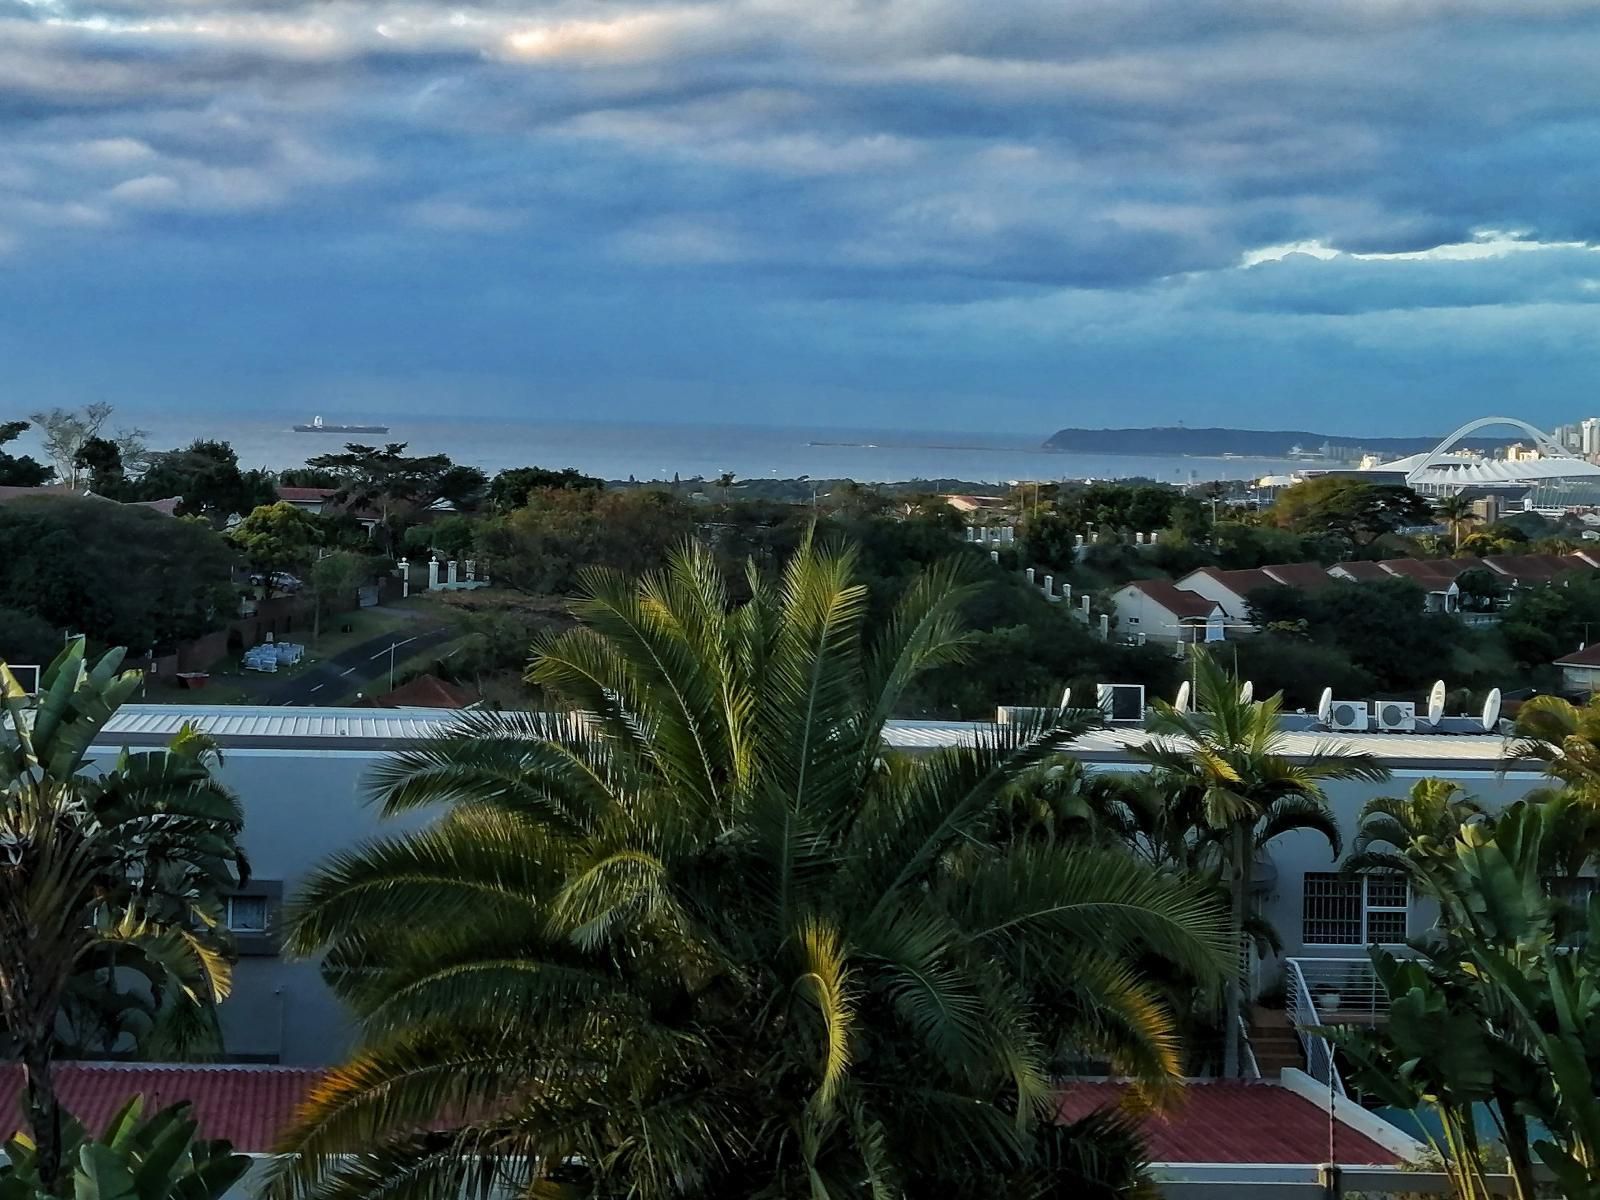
[1303,873,1409,946]
[225,895,271,933]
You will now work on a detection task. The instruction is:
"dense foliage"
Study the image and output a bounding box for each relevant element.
[0,497,237,654]
[1268,477,1433,549]
[275,540,1230,1200]
[0,1096,250,1200]
[0,645,247,1188]
[1327,800,1600,1200]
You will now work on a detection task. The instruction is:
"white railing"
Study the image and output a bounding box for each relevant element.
[1289,956,1390,1025]
[1238,1013,1261,1080]
[1284,958,1346,1096]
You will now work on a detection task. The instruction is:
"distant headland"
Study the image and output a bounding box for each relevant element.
[1041,426,1511,459]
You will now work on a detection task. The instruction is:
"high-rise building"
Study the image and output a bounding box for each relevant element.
[1582,417,1600,457]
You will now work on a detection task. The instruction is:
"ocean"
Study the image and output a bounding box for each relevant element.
[34,414,1309,487]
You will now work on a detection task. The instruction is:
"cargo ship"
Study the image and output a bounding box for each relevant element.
[293,415,390,434]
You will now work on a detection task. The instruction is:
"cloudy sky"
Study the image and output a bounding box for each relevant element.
[5,0,1600,434]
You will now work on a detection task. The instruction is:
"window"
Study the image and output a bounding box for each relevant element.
[1302,873,1409,946]
[225,895,271,933]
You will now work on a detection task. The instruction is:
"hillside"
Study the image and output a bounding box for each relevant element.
[1042,426,1511,458]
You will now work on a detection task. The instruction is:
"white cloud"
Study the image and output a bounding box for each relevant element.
[107,173,181,205]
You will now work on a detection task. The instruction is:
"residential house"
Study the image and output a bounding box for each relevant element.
[1108,579,1226,645]
[1482,552,1595,589]
[1554,643,1600,693]
[1259,561,1338,592]
[274,486,341,515]
[1173,567,1278,623]
[1327,560,1390,583]
[1372,559,1461,612]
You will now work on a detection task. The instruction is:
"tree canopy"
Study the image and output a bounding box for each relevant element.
[227,502,323,593]
[0,497,236,652]
[0,421,51,488]
[1269,477,1433,548]
[273,539,1229,1200]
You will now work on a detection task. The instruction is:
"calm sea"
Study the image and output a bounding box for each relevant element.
[50,415,1307,487]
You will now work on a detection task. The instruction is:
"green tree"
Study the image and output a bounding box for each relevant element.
[27,405,146,491]
[486,466,603,511]
[0,1096,250,1200]
[304,442,459,550]
[134,441,278,524]
[476,486,695,595]
[308,552,366,647]
[273,540,1229,1200]
[0,644,247,1188]
[0,497,237,652]
[1133,649,1388,1076]
[1327,801,1600,1200]
[1434,494,1481,551]
[0,421,51,488]
[228,502,323,597]
[1343,778,1485,880]
[71,437,124,497]
[1270,477,1432,548]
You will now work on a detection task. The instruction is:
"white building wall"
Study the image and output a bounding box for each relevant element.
[1109,586,1186,644]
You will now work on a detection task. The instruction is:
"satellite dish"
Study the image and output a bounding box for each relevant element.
[1482,688,1502,731]
[1175,681,1191,713]
[1239,681,1254,704]
[1427,680,1447,724]
[1317,687,1334,724]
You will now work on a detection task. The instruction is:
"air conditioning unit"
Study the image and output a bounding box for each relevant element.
[1097,683,1146,723]
[1327,699,1369,732]
[1374,700,1417,732]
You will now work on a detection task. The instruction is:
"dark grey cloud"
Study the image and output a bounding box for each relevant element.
[4,0,1600,430]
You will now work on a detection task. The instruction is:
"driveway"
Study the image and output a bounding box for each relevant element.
[263,625,455,705]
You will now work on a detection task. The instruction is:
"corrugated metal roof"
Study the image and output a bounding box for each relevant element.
[98,706,1515,765]
[1056,1080,1401,1166]
[0,1063,319,1154]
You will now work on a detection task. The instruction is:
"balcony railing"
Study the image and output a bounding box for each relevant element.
[1284,957,1389,1096]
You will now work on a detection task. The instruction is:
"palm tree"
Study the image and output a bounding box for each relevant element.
[1344,778,1485,887]
[1508,693,1600,790]
[1434,494,1481,552]
[275,539,1230,1200]
[0,643,248,1189]
[1132,648,1388,1077]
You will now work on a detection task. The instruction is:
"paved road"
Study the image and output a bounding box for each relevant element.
[264,625,455,705]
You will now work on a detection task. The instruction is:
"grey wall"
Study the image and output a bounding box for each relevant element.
[124,743,1553,1067]
[194,749,420,1066]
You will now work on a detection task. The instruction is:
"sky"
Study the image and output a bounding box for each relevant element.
[5,0,1600,435]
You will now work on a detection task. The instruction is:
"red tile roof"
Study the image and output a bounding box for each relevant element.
[1377,559,1457,590]
[1555,643,1600,668]
[358,673,474,709]
[1119,579,1223,621]
[1259,562,1337,591]
[1186,567,1278,597]
[0,1063,320,1153]
[1330,561,1390,582]
[1056,1080,1402,1166]
[276,487,340,503]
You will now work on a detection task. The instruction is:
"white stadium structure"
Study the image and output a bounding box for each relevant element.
[1370,416,1600,497]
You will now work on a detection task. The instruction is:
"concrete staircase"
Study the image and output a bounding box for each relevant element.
[1247,1007,1304,1077]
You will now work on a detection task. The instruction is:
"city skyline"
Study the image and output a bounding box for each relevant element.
[5,2,1600,432]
